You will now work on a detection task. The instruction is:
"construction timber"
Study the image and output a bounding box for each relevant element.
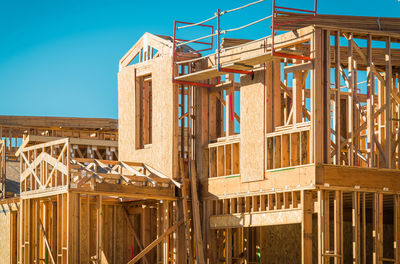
[2,4,400,264]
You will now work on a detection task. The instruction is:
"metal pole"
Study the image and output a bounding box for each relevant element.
[271,0,276,56]
[314,0,318,15]
[172,21,177,82]
[217,9,221,72]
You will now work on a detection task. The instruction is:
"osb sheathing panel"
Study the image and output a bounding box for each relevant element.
[118,55,175,178]
[0,212,11,263]
[260,224,301,264]
[204,165,316,197]
[240,69,265,183]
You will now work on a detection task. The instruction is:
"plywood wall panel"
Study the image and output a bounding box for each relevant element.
[240,69,265,182]
[118,54,176,178]
[0,212,11,264]
[260,224,301,264]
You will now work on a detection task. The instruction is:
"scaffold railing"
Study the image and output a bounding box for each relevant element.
[172,0,318,86]
[271,0,317,60]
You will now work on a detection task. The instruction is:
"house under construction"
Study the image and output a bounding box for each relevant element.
[2,1,400,263]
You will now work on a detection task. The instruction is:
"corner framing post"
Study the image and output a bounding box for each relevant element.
[312,27,324,164]
[302,190,313,264]
[324,30,331,164]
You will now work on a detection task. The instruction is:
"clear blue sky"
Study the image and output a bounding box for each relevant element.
[0,0,399,119]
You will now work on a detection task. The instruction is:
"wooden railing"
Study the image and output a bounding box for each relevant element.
[70,159,177,192]
[19,138,176,196]
[207,136,240,178]
[266,122,311,170]
[209,190,302,216]
[19,138,70,192]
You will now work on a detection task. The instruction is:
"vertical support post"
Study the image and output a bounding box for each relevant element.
[266,62,273,133]
[143,80,150,145]
[385,36,392,168]
[352,192,360,264]
[324,30,331,164]
[318,190,323,264]
[335,31,341,165]
[348,34,355,166]
[35,200,40,264]
[157,202,161,263]
[141,207,152,259]
[395,194,400,263]
[190,161,206,264]
[96,195,102,264]
[373,193,383,264]
[362,193,366,264]
[86,195,90,262]
[207,201,217,264]
[367,34,375,167]
[323,191,329,264]
[225,228,232,264]
[226,74,235,136]
[302,190,313,264]
[163,200,169,264]
[293,67,303,124]
[57,195,61,263]
[334,190,343,264]
[273,61,282,129]
[312,27,324,164]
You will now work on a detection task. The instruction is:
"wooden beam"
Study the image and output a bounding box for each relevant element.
[210,209,302,228]
[284,61,313,73]
[210,81,240,94]
[128,218,184,264]
[39,218,56,264]
[179,159,193,263]
[190,161,206,264]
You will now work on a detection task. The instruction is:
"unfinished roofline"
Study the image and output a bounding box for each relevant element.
[0,115,118,130]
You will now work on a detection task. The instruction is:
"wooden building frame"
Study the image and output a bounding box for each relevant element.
[166,11,400,264]
[3,8,400,264]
